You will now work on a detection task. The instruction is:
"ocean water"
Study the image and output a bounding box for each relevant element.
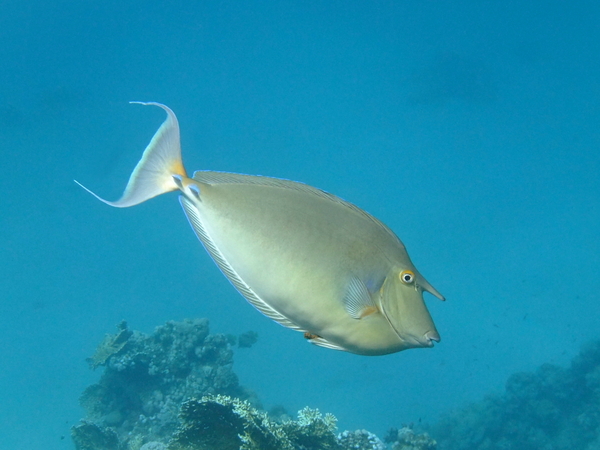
[1,1,599,448]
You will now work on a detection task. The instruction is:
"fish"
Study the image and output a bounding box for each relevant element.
[76,102,444,356]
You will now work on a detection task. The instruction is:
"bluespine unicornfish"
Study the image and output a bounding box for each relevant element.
[76,102,444,356]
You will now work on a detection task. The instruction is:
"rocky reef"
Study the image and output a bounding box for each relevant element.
[72,319,436,450]
[431,340,600,450]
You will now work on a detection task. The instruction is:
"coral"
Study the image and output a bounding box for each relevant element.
[281,407,341,450]
[168,396,247,450]
[431,340,600,450]
[73,319,437,450]
[383,427,436,450]
[169,395,293,450]
[87,320,132,369]
[238,330,259,348]
[338,429,386,450]
[169,395,344,450]
[71,420,124,450]
[391,427,436,450]
[282,406,341,450]
[73,319,254,449]
[140,443,167,450]
[168,396,434,450]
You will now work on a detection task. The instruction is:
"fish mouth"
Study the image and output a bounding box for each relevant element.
[422,330,441,347]
[402,330,440,348]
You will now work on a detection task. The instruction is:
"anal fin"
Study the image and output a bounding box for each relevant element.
[304,332,346,351]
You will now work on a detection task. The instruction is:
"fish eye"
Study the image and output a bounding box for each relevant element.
[399,270,415,284]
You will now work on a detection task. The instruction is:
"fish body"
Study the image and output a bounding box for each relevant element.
[77,102,444,355]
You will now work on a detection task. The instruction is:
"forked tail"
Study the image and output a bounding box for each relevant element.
[75,102,187,207]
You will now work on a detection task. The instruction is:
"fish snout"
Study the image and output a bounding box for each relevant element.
[422,330,441,347]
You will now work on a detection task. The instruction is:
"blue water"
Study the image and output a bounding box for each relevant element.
[1,1,599,448]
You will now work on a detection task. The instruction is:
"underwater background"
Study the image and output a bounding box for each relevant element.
[1,1,599,448]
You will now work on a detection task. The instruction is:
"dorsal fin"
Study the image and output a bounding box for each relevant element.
[192,170,406,249]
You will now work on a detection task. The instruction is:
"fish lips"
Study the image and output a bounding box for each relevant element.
[423,330,441,347]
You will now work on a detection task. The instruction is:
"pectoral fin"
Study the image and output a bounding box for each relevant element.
[343,277,379,319]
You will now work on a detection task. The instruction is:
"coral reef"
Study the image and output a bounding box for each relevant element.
[168,395,434,450]
[140,444,167,450]
[431,340,600,450]
[388,427,436,450]
[73,319,253,448]
[170,395,340,450]
[72,319,437,450]
[71,420,123,450]
[73,390,404,450]
[87,320,132,369]
[338,429,386,450]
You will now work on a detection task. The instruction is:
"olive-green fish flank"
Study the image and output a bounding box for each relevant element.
[76,102,444,356]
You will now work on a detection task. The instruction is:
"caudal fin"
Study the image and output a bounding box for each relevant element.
[75,102,187,208]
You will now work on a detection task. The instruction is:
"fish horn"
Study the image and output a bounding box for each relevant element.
[75,102,188,208]
[416,273,445,301]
